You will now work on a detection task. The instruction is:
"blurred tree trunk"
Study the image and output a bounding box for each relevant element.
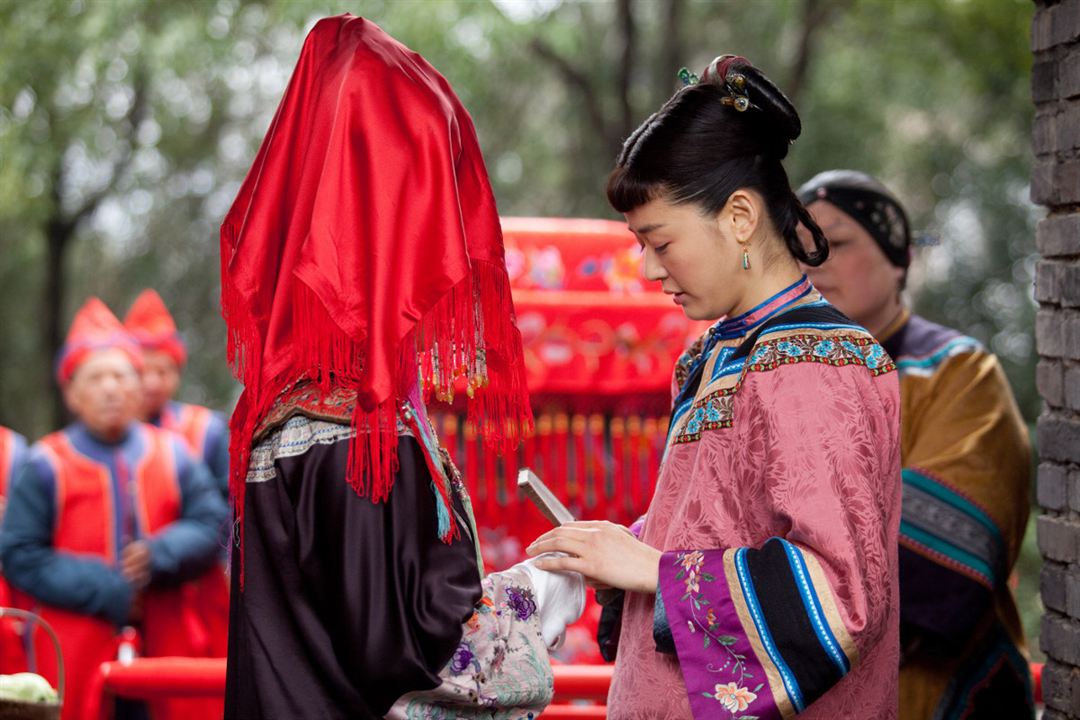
[530,0,646,162]
[40,71,147,427]
[528,0,840,162]
[655,0,685,106]
[44,173,72,428]
[615,0,636,146]
[787,0,852,106]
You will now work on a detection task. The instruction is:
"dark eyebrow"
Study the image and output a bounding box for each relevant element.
[631,222,664,236]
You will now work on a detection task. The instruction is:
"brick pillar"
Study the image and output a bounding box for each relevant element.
[1033,1,1080,717]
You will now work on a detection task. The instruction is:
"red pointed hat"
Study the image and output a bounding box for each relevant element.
[57,297,143,384]
[221,16,531,509]
[123,289,187,367]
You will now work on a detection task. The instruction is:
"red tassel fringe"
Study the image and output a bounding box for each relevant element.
[221,253,532,588]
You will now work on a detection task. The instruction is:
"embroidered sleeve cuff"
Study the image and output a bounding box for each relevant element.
[658,539,858,719]
[899,467,1002,640]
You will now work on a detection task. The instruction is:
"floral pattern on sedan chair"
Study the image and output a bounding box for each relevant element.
[673,551,763,719]
[386,566,554,720]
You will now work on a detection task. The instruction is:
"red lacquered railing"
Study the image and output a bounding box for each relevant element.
[82,657,1044,718]
[83,658,614,718]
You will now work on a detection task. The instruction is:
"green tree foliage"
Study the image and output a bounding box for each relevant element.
[0,0,1037,430]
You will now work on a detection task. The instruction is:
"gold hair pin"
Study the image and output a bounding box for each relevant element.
[721,72,753,112]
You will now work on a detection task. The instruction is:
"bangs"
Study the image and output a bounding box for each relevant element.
[606,165,663,214]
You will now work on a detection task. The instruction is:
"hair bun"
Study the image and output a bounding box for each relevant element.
[702,55,801,158]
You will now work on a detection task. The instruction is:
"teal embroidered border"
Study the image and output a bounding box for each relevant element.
[670,334,895,445]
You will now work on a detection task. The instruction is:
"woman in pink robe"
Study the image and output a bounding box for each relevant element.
[528,55,901,719]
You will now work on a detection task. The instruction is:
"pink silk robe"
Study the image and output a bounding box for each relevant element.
[607,279,902,719]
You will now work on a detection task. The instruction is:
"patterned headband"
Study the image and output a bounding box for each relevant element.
[802,183,912,269]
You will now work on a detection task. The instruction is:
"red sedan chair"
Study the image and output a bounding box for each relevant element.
[436,217,706,664]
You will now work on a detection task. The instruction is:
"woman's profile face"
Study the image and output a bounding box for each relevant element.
[798,200,904,327]
[625,196,746,321]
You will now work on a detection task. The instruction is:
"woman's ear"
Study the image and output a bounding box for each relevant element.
[720,189,761,244]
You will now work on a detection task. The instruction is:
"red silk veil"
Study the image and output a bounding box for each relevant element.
[220,16,531,527]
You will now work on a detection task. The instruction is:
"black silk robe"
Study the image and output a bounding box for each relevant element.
[225,425,482,719]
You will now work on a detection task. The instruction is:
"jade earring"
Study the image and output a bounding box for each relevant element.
[742,248,751,270]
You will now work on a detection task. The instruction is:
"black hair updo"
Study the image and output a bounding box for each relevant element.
[607,55,828,266]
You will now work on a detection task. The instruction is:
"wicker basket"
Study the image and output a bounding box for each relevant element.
[0,609,63,720]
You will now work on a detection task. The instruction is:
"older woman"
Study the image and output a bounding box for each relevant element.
[797,169,1034,719]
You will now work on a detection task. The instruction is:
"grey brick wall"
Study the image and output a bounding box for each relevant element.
[1034,1,1080,716]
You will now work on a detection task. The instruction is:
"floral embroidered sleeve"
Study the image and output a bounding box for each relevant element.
[386,564,555,719]
[658,362,901,719]
[659,541,858,718]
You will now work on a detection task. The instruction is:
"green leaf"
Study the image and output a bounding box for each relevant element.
[719,635,737,646]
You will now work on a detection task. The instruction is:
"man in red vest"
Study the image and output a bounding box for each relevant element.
[0,297,228,720]
[123,289,229,498]
[123,288,232,677]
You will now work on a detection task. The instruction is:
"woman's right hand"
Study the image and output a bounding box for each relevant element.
[526,520,661,595]
[583,523,635,591]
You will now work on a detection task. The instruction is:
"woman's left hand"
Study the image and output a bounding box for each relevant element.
[525,520,662,595]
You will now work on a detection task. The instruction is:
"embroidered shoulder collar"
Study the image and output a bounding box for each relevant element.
[666,304,895,447]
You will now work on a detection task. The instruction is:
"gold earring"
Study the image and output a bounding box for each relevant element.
[742,248,751,270]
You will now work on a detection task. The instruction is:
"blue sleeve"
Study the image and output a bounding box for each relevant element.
[203,413,230,499]
[146,439,229,587]
[8,432,28,478]
[0,453,133,627]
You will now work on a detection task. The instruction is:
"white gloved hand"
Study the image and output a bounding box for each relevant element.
[517,555,586,648]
